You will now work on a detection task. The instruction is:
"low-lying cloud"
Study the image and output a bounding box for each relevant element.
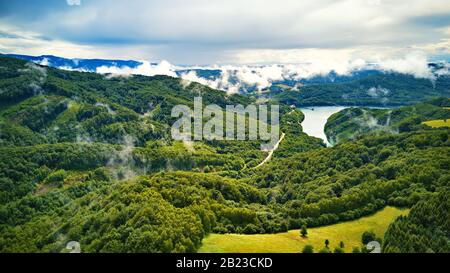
[96,60,177,78]
[367,86,390,98]
[88,51,448,94]
[377,52,434,79]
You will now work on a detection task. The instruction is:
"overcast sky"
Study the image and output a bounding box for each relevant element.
[0,0,449,64]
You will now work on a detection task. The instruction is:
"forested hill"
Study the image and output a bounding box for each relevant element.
[324,98,450,145]
[0,56,253,146]
[383,190,450,253]
[0,56,449,253]
[4,53,450,108]
[272,73,450,107]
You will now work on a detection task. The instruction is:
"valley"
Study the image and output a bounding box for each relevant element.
[0,56,449,253]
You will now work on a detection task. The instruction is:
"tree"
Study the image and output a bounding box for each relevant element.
[375,237,383,245]
[300,225,308,237]
[325,239,330,248]
[362,231,376,245]
[319,248,331,253]
[334,247,344,253]
[302,245,314,253]
[352,247,361,253]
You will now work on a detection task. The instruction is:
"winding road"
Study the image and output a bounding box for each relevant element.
[254,132,285,169]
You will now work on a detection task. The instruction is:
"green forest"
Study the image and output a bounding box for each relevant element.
[273,73,450,107]
[0,56,449,253]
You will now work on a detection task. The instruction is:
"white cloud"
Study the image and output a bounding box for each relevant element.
[377,51,434,79]
[94,102,115,115]
[179,60,372,93]
[57,66,90,73]
[37,57,50,66]
[1,0,449,64]
[367,86,390,97]
[66,0,81,6]
[0,26,102,59]
[92,50,444,94]
[3,17,444,94]
[236,65,284,90]
[235,68,269,91]
[180,70,212,87]
[180,69,241,94]
[96,60,178,77]
[435,62,450,76]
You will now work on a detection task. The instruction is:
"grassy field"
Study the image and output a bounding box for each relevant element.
[423,119,450,128]
[199,206,408,253]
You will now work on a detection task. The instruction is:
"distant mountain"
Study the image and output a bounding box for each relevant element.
[273,73,450,107]
[2,53,144,72]
[2,53,450,106]
[0,54,390,90]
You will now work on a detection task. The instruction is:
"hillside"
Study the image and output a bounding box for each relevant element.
[4,54,450,107]
[0,56,449,253]
[324,98,450,145]
[383,190,450,253]
[273,73,450,107]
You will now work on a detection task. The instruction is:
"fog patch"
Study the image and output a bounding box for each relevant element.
[367,86,390,98]
[104,73,133,80]
[96,60,177,78]
[377,52,435,80]
[104,135,139,181]
[353,109,398,134]
[19,62,48,95]
[180,69,240,95]
[95,102,116,115]
[75,129,93,143]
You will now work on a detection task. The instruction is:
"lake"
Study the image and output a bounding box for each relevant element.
[299,106,347,146]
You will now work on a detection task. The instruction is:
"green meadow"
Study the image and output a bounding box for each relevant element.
[423,119,450,128]
[199,206,408,253]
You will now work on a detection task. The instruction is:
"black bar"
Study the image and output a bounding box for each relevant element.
[1,253,447,272]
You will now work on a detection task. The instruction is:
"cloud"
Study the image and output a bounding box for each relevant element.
[66,0,81,6]
[90,50,446,93]
[37,57,50,66]
[0,26,102,59]
[235,65,284,91]
[0,0,449,64]
[377,51,434,79]
[18,62,48,95]
[435,62,450,76]
[94,102,116,115]
[179,60,371,93]
[180,69,240,94]
[281,58,368,80]
[96,60,178,77]
[367,86,390,98]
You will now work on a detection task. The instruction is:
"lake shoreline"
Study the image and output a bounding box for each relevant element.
[299,105,396,146]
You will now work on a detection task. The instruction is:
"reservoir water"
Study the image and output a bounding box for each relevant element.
[300,106,347,146]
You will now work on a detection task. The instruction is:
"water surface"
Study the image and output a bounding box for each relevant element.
[300,106,347,146]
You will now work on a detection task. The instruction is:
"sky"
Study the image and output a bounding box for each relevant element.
[0,0,449,65]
